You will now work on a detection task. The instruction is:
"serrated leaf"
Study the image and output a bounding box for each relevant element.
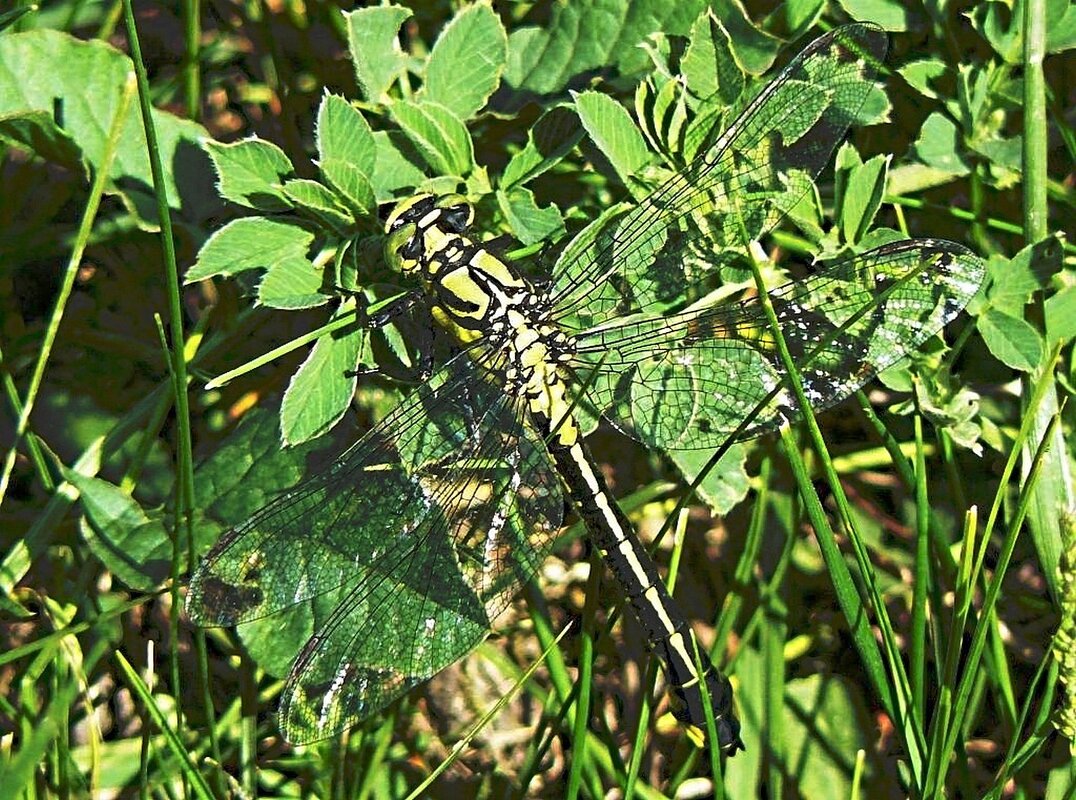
[913,112,970,176]
[280,178,355,233]
[574,90,651,187]
[0,29,218,226]
[370,131,428,201]
[64,471,171,591]
[422,2,507,120]
[281,310,366,445]
[204,137,294,211]
[682,12,743,106]
[186,218,314,282]
[898,58,947,99]
[985,237,1063,315]
[978,307,1043,372]
[319,157,376,217]
[344,5,411,102]
[839,152,889,244]
[835,0,910,31]
[496,187,564,246]
[316,93,376,178]
[0,110,84,172]
[710,0,782,75]
[501,105,582,189]
[503,1,710,100]
[1046,286,1076,343]
[391,99,474,176]
[670,444,749,515]
[258,255,328,310]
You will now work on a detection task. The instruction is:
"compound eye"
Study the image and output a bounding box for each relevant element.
[441,204,472,233]
[401,235,423,260]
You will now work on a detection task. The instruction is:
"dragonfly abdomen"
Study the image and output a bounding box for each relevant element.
[539,416,745,753]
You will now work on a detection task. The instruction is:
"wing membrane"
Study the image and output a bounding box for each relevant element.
[550,24,888,328]
[568,240,984,450]
[187,349,564,742]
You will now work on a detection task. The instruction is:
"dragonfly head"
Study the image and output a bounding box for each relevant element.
[384,193,475,275]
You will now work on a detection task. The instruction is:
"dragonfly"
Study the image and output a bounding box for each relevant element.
[186,23,984,754]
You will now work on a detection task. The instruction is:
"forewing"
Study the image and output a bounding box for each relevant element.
[569,240,985,450]
[186,350,563,742]
[550,24,888,328]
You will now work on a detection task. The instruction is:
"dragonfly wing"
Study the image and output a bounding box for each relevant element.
[569,240,984,450]
[187,349,563,742]
[550,23,888,327]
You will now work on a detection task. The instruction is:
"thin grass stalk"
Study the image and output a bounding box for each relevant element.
[912,412,929,724]
[183,0,200,120]
[939,409,1062,784]
[1019,0,1071,602]
[566,547,602,800]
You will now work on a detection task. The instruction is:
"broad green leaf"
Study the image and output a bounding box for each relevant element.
[63,471,171,592]
[913,112,970,176]
[280,178,355,233]
[898,58,947,99]
[503,0,709,99]
[681,11,743,106]
[204,137,294,211]
[985,237,1063,316]
[258,255,328,310]
[423,1,507,120]
[501,105,583,189]
[709,0,782,75]
[836,148,889,245]
[318,158,376,217]
[670,444,749,515]
[574,90,651,187]
[495,187,564,246]
[978,307,1044,372]
[0,29,217,225]
[316,93,376,178]
[186,218,313,282]
[835,0,909,31]
[344,5,411,102]
[391,100,474,176]
[281,307,366,445]
[1046,286,1076,343]
[0,110,84,172]
[370,131,428,200]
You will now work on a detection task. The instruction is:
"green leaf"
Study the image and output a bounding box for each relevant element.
[318,158,376,217]
[0,29,218,225]
[204,137,294,211]
[1046,286,1076,344]
[281,308,366,445]
[501,105,583,189]
[422,1,507,120]
[670,444,749,515]
[709,0,782,75]
[496,187,564,246]
[64,471,171,592]
[0,109,84,172]
[681,11,743,106]
[898,58,947,99]
[316,93,376,179]
[978,307,1044,372]
[574,90,651,186]
[913,112,970,176]
[391,100,474,177]
[503,0,710,99]
[258,255,327,310]
[344,5,411,102]
[370,131,428,201]
[836,148,889,245]
[185,218,313,282]
[280,179,355,233]
[985,237,1063,315]
[835,0,910,31]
